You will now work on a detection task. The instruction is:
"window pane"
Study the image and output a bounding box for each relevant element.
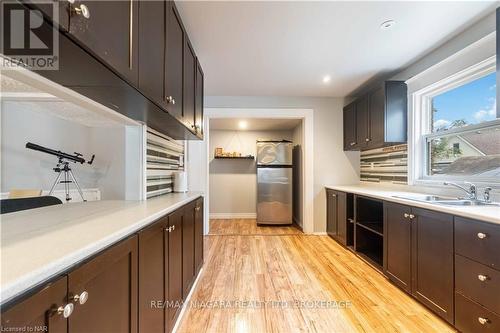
[432,72,497,132]
[428,126,500,177]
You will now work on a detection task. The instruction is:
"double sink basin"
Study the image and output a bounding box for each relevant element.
[393,194,500,207]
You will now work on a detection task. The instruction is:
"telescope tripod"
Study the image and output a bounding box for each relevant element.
[49,160,86,202]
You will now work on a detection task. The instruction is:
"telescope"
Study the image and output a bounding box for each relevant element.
[25,142,95,202]
[26,142,94,165]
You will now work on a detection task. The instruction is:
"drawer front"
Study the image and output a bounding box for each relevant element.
[455,217,500,269]
[456,254,500,314]
[456,293,500,333]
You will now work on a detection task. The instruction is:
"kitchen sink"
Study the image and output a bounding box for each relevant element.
[433,200,500,207]
[392,194,457,202]
[393,195,500,207]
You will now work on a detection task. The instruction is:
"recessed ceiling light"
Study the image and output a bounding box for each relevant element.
[322,75,331,84]
[380,20,396,30]
[238,120,248,129]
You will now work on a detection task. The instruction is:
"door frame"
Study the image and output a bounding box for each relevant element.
[188,108,314,234]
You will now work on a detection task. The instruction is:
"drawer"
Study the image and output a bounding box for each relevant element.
[456,254,500,314]
[456,293,500,333]
[455,217,500,269]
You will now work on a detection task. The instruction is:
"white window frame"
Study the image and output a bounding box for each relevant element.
[409,55,499,187]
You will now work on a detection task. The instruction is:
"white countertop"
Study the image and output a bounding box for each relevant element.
[0,192,202,305]
[325,184,499,225]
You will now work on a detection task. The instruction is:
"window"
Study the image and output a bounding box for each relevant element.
[413,58,500,184]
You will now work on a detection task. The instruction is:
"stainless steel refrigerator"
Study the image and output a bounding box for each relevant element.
[256,140,293,225]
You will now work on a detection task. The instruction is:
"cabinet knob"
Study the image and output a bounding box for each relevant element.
[165,226,172,233]
[365,138,370,142]
[350,142,356,146]
[478,317,489,325]
[331,194,336,197]
[72,291,89,305]
[477,232,487,239]
[172,225,175,231]
[195,206,201,211]
[56,303,74,318]
[73,4,90,19]
[166,96,176,105]
[409,214,415,219]
[478,274,489,282]
[404,213,410,218]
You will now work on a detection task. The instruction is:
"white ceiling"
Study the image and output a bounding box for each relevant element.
[176,1,497,97]
[210,118,302,131]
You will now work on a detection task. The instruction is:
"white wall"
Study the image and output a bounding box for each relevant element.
[292,122,303,227]
[0,101,142,200]
[209,129,292,218]
[202,97,360,232]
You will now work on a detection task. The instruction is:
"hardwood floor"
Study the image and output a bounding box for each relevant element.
[177,219,456,333]
[209,219,302,235]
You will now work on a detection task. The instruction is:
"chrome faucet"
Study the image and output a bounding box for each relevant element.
[483,187,492,203]
[443,182,477,200]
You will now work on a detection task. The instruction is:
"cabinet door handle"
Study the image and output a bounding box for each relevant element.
[404,213,410,218]
[73,4,90,19]
[365,138,370,142]
[165,226,172,232]
[350,142,356,146]
[56,303,74,318]
[195,206,201,211]
[172,225,176,231]
[71,291,89,305]
[477,232,487,239]
[409,214,415,219]
[331,194,336,198]
[478,317,489,325]
[478,274,489,282]
[166,96,176,105]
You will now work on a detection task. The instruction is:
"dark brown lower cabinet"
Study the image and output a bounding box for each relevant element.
[68,236,138,333]
[138,217,169,333]
[1,277,68,333]
[167,208,184,330]
[384,202,412,293]
[194,198,204,272]
[1,197,204,333]
[411,208,454,324]
[384,203,454,324]
[183,202,196,298]
[326,190,348,246]
[456,293,500,333]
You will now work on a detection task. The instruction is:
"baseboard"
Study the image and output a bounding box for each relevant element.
[172,266,204,333]
[210,213,257,219]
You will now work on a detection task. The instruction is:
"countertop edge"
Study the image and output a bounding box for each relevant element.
[325,185,499,225]
[0,193,202,307]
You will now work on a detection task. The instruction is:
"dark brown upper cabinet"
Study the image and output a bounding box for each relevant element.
[165,1,184,121]
[68,0,139,86]
[67,236,138,333]
[24,0,70,31]
[383,202,454,324]
[195,59,205,136]
[138,0,166,108]
[1,276,68,333]
[344,81,407,151]
[343,102,357,150]
[355,96,369,150]
[183,39,197,131]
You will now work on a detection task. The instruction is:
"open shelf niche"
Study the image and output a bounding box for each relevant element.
[355,196,383,270]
